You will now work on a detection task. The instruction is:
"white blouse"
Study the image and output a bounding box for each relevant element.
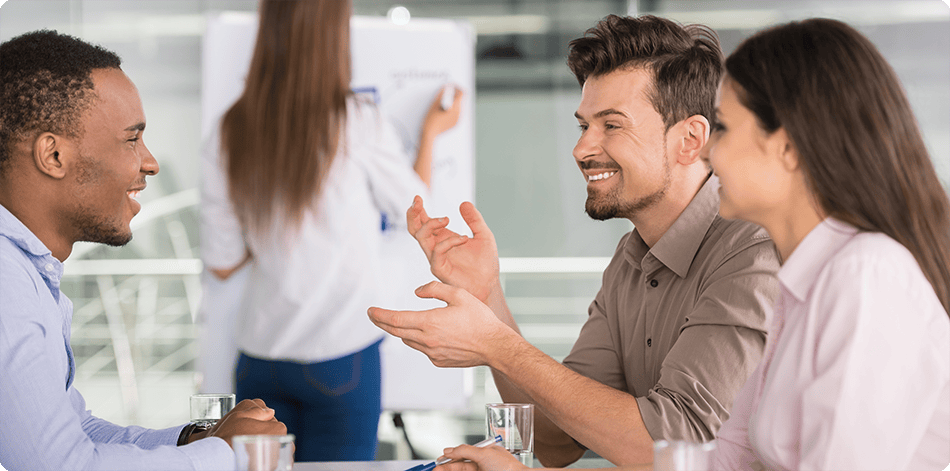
[200,97,427,363]
[712,218,950,470]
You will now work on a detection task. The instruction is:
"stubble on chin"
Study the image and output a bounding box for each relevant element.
[71,210,133,247]
[583,172,671,221]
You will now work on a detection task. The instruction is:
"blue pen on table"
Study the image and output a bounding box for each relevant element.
[404,435,503,471]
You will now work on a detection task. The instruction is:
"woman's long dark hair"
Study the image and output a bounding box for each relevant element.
[221,0,351,234]
[726,18,949,314]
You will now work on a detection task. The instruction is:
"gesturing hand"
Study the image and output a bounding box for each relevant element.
[368,281,516,368]
[407,196,500,302]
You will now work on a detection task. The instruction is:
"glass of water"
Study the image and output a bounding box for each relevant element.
[486,403,534,466]
[653,440,716,471]
[190,393,235,427]
[233,434,295,471]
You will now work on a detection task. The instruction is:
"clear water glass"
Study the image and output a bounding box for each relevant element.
[189,393,235,428]
[486,403,534,467]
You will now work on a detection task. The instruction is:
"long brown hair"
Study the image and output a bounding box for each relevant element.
[220,0,351,234]
[726,18,950,314]
[567,14,723,130]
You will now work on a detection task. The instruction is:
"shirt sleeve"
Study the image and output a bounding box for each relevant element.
[793,253,949,470]
[199,129,248,270]
[0,248,235,471]
[709,364,765,471]
[636,237,778,442]
[347,99,429,220]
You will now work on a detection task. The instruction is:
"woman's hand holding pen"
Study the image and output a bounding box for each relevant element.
[435,444,527,471]
[422,84,463,138]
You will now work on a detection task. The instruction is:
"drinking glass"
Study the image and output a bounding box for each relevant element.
[233,434,295,471]
[653,440,716,471]
[189,393,235,428]
[486,403,534,466]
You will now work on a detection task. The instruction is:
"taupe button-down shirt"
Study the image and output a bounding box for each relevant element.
[563,175,780,442]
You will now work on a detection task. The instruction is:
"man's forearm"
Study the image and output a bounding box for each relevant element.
[486,339,655,466]
[483,280,520,333]
[492,368,587,467]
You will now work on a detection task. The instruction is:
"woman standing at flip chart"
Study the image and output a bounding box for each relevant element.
[199,0,462,461]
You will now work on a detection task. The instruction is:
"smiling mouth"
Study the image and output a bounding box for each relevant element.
[587,171,618,182]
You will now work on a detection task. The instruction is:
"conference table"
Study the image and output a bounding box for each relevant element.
[294,457,616,470]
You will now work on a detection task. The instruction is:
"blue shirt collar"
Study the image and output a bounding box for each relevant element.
[0,203,64,284]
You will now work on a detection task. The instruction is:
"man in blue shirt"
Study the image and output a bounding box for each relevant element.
[0,30,286,470]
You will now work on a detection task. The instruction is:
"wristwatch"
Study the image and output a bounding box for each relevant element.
[177,422,213,446]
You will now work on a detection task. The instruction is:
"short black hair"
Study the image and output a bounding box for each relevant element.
[0,30,122,172]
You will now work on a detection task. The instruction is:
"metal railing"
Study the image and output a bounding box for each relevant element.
[61,190,610,431]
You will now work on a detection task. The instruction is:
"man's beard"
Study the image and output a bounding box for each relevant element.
[70,151,134,247]
[73,210,133,247]
[585,159,671,221]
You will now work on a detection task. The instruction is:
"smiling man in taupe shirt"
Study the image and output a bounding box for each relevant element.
[368,14,779,468]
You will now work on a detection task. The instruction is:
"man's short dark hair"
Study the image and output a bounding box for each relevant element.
[567,14,723,130]
[0,30,122,171]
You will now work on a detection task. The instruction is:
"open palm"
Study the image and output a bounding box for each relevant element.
[407,196,499,302]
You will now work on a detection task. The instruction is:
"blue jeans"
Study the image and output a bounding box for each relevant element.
[235,340,382,462]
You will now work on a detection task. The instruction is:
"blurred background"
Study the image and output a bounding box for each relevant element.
[1,0,948,464]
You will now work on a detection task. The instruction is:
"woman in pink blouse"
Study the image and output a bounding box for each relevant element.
[435,17,950,471]
[701,18,949,471]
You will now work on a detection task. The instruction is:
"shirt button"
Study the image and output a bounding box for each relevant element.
[649,279,658,288]
[647,338,652,347]
[45,263,54,272]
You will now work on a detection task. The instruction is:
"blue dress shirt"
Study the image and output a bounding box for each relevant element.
[0,204,234,470]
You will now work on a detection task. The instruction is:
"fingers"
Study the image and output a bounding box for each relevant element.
[367,302,448,341]
[413,280,464,304]
[458,202,493,241]
[228,399,276,421]
[406,195,430,235]
[432,232,468,256]
[435,463,478,471]
[450,87,464,110]
[414,215,453,247]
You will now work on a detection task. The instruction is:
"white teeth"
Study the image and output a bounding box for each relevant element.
[588,171,617,182]
[128,190,140,199]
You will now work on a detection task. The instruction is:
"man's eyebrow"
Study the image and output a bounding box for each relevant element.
[574,109,629,120]
[125,122,146,132]
[593,109,628,119]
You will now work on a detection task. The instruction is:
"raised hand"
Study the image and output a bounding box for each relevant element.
[407,196,500,302]
[368,281,516,368]
[422,85,464,138]
[435,444,527,471]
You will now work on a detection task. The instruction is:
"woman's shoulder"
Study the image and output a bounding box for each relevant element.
[832,229,915,270]
[819,228,939,309]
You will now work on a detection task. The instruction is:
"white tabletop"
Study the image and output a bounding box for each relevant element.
[293,457,617,470]
[294,461,425,471]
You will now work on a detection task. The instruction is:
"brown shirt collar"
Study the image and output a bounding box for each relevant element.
[624,173,720,278]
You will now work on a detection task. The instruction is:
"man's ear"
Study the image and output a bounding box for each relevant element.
[33,132,70,179]
[675,115,710,165]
